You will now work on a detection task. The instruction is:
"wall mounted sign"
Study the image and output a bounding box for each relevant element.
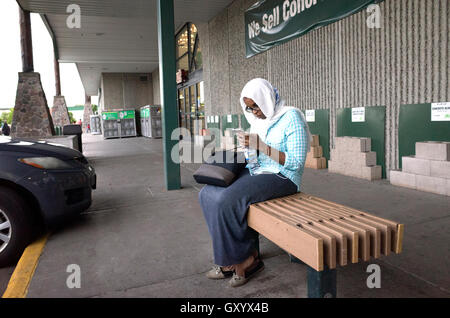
[245,0,382,58]
[351,107,365,122]
[305,109,315,122]
[431,102,450,121]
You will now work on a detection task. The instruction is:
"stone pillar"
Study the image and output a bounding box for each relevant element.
[51,96,71,127]
[11,72,55,138]
[82,95,93,132]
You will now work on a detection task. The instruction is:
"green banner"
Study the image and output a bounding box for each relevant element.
[245,0,381,58]
[102,112,118,120]
[119,110,135,119]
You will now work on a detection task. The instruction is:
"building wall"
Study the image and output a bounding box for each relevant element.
[152,69,161,105]
[100,73,154,111]
[200,0,450,172]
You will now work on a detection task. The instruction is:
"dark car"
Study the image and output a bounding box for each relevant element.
[0,136,96,267]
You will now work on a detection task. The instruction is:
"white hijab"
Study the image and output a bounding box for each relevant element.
[240,78,311,150]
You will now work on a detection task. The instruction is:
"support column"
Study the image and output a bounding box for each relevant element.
[11,7,54,138]
[19,8,33,73]
[82,94,94,132]
[51,55,71,128]
[157,0,181,190]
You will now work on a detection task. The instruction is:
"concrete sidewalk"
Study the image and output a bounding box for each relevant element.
[26,135,450,298]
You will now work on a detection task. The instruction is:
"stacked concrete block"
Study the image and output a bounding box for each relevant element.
[220,130,236,150]
[390,141,450,196]
[328,136,381,181]
[305,135,327,169]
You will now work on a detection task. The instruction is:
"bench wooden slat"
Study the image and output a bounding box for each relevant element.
[261,202,338,268]
[281,198,371,261]
[248,204,324,271]
[273,202,359,264]
[266,201,348,266]
[247,193,404,275]
[288,197,382,259]
[296,194,404,254]
[293,197,392,256]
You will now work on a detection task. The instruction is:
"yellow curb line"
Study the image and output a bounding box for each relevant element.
[2,234,49,298]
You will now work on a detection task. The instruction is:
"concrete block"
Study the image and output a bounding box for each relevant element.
[402,156,431,176]
[415,141,450,161]
[355,151,377,166]
[194,135,205,147]
[310,135,319,147]
[361,166,382,181]
[305,157,323,169]
[330,148,340,161]
[416,175,447,196]
[430,160,450,179]
[344,163,362,178]
[220,136,235,150]
[320,157,327,169]
[308,145,323,158]
[335,136,371,152]
[390,170,416,189]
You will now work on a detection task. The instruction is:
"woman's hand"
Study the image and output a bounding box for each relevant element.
[237,132,285,165]
[237,132,260,150]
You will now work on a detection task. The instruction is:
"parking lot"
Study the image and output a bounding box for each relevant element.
[1,134,449,298]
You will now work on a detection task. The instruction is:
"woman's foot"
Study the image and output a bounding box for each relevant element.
[229,259,264,288]
[229,251,264,287]
[205,265,234,279]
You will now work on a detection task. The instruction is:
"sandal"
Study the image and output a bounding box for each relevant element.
[206,265,234,279]
[229,260,265,287]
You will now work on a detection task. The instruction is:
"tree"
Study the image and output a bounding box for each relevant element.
[92,104,98,114]
[1,109,13,124]
[68,112,76,124]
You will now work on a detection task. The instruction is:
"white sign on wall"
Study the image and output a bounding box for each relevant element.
[352,107,365,122]
[215,116,219,123]
[431,102,450,121]
[227,115,232,123]
[305,110,315,122]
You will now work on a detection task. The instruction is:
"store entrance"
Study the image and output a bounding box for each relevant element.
[177,81,205,139]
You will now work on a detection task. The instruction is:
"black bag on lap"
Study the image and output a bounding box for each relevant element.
[193,150,247,187]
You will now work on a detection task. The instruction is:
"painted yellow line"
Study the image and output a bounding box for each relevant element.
[2,234,49,298]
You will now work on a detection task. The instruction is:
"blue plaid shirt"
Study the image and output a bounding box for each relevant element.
[253,109,309,191]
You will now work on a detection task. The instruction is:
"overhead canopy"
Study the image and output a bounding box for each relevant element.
[17,0,233,95]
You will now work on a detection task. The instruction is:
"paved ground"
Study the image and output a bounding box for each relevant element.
[2,134,450,298]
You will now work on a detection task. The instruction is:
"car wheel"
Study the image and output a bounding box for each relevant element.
[0,186,33,268]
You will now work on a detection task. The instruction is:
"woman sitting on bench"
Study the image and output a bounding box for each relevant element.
[199,78,311,287]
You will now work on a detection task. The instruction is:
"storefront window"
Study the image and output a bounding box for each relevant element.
[176,26,188,59]
[176,23,204,137]
[175,23,202,73]
[177,81,205,137]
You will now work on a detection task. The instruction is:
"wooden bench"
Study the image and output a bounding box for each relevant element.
[247,193,404,298]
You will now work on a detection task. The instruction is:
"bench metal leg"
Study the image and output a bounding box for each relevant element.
[307,265,337,298]
[255,233,260,257]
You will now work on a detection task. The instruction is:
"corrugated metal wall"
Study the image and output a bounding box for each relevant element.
[201,0,450,172]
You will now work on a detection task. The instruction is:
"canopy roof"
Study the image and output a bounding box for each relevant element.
[17,0,233,95]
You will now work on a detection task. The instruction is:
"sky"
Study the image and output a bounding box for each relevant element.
[0,0,98,108]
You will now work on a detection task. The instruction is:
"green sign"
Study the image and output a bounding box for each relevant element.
[118,110,135,119]
[102,112,118,120]
[245,0,381,58]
